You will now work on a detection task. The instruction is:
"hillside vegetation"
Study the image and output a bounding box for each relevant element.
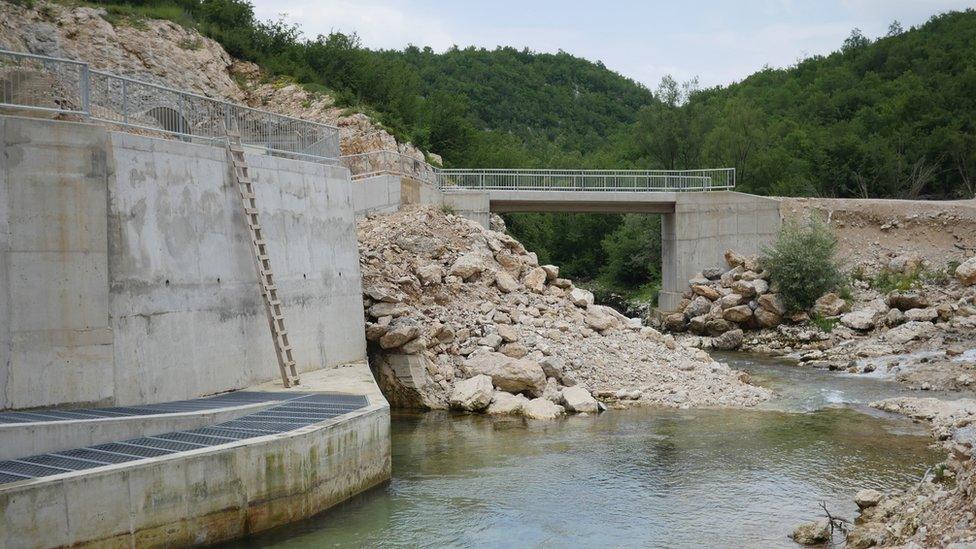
[83,1,976,299]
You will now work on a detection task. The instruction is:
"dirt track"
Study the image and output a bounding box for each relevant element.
[779,197,976,268]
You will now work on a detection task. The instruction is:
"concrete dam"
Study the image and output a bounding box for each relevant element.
[0,51,782,549]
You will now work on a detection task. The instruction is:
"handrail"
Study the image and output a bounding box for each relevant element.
[340,150,735,192]
[0,48,340,164]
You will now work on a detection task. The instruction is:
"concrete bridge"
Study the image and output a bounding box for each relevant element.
[345,160,782,312]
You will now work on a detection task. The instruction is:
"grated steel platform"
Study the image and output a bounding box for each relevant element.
[0,391,305,425]
[0,392,368,486]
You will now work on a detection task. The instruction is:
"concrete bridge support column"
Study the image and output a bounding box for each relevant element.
[659,192,781,311]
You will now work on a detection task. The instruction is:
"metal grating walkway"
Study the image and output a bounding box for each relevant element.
[0,391,317,424]
[0,392,368,486]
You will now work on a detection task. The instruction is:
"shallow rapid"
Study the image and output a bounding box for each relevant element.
[229,355,944,548]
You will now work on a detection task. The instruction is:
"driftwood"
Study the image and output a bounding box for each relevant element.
[820,500,851,544]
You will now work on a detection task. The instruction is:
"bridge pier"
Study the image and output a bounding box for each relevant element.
[659,193,781,311]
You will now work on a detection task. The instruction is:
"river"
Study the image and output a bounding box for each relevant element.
[229,354,945,548]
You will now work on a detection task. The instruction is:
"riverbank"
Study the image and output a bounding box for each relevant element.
[839,396,976,547]
[657,196,976,393]
[650,196,976,547]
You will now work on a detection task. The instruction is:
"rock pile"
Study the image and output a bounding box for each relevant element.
[662,246,976,390]
[842,396,976,547]
[662,250,787,350]
[359,207,770,418]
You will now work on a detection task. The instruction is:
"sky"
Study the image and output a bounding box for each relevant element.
[250,0,975,89]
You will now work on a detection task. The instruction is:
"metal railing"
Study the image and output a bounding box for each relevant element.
[0,48,340,163]
[0,50,89,116]
[339,151,735,192]
[434,168,735,191]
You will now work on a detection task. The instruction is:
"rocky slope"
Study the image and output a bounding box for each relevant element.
[359,207,770,418]
[842,397,976,547]
[0,0,436,163]
[665,248,976,388]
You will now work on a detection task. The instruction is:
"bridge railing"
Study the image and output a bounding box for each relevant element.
[0,48,341,164]
[339,151,736,192]
[435,168,735,192]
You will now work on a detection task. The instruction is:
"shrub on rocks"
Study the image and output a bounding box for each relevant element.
[763,218,844,312]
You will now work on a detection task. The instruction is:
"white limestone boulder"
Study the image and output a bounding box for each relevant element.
[465,352,547,396]
[486,391,529,415]
[522,397,564,419]
[449,375,494,411]
[561,386,600,413]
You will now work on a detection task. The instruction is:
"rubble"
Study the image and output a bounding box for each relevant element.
[844,397,976,546]
[360,207,770,418]
[658,243,976,391]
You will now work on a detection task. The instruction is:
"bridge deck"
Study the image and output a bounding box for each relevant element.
[485,190,680,213]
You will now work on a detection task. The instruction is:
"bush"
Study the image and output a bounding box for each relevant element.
[763,218,843,312]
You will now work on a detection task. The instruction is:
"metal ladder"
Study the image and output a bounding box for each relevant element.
[225,124,300,388]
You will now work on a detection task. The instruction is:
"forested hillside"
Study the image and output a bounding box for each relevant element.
[638,13,976,200]
[84,1,976,300]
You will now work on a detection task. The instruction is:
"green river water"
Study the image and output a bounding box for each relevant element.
[230,353,948,548]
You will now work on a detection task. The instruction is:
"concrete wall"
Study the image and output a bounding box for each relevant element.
[0,400,391,548]
[659,191,781,311]
[0,116,367,409]
[443,190,491,228]
[351,174,400,216]
[401,177,444,208]
[0,117,115,410]
[351,173,492,230]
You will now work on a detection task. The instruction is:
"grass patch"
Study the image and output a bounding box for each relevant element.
[440,204,457,215]
[869,269,921,293]
[57,1,195,30]
[178,37,203,51]
[810,313,839,333]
